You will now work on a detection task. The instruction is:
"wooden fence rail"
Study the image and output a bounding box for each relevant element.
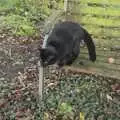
[65,0,120,79]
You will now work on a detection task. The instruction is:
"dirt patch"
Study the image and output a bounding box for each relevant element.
[0,31,120,120]
[0,31,42,119]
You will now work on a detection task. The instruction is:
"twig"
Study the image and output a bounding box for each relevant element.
[9,45,12,59]
[38,60,44,101]
[18,72,26,88]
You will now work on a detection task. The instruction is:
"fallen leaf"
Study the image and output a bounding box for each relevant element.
[108,57,115,64]
[80,112,85,120]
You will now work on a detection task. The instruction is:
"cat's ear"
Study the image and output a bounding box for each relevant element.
[39,48,46,53]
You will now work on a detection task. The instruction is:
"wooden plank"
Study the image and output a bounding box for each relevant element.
[75,0,120,5]
[80,47,120,58]
[82,0,120,5]
[79,53,120,65]
[84,25,120,34]
[65,66,120,80]
[79,6,120,17]
[72,13,120,20]
[82,23,120,31]
[83,26,120,37]
[74,57,120,70]
[68,0,120,10]
[79,38,120,49]
[81,23,120,30]
[80,16,120,28]
[91,38,120,48]
[68,0,120,5]
[72,59,120,79]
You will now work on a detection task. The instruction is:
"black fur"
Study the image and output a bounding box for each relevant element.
[40,21,96,67]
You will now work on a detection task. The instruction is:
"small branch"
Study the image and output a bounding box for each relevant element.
[18,72,26,88]
[38,60,44,101]
[9,46,12,59]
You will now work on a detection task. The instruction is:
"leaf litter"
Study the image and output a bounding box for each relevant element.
[0,31,120,120]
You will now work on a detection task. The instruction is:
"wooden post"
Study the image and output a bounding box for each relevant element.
[64,0,78,21]
[64,0,68,12]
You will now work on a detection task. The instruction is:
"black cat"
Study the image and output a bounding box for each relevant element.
[40,21,96,67]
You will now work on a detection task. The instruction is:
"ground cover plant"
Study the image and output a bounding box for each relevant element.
[0,0,120,119]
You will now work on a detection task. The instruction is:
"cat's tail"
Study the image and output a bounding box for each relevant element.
[83,30,96,62]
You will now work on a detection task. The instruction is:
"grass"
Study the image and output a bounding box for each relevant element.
[0,0,60,36]
[0,14,37,36]
[0,0,64,36]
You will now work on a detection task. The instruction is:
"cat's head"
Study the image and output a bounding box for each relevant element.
[39,47,57,66]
